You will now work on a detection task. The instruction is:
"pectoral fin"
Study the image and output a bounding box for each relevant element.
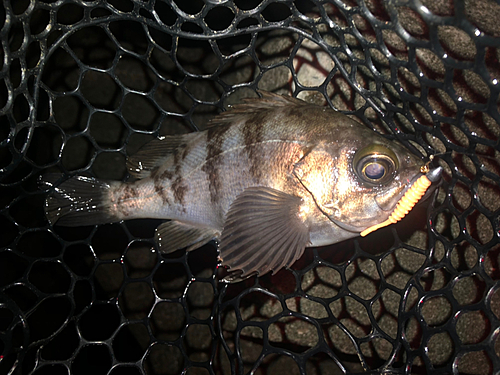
[155,221,219,253]
[219,187,310,281]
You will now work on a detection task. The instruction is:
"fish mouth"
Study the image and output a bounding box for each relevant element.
[375,165,443,211]
[331,166,443,234]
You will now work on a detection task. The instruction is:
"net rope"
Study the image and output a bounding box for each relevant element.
[0,1,499,374]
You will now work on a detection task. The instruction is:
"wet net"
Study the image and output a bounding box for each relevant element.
[1,0,499,374]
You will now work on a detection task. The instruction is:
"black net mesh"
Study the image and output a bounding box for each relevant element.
[1,0,500,374]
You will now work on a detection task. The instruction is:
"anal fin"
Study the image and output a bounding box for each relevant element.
[155,221,219,253]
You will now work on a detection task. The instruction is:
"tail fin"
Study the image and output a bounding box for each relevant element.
[40,174,121,227]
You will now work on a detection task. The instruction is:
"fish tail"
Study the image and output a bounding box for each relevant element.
[40,174,121,227]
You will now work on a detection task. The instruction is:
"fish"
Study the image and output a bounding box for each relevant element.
[41,91,442,282]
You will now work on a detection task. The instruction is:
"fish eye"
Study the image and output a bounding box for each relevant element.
[363,162,386,180]
[353,144,399,184]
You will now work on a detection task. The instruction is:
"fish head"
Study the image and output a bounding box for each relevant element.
[294,135,430,234]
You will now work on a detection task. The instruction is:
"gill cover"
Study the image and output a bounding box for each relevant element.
[292,147,337,212]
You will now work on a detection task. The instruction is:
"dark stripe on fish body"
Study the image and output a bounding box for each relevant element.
[153,167,172,205]
[180,142,191,161]
[172,145,184,188]
[152,142,191,207]
[173,143,187,165]
[158,169,174,181]
[242,115,264,181]
[172,176,187,206]
[202,124,231,204]
[117,185,138,217]
[150,166,160,179]
[120,185,137,202]
[154,182,170,205]
[170,142,187,184]
[168,143,188,205]
[286,105,305,121]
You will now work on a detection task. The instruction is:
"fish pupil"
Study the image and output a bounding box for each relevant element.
[364,162,385,180]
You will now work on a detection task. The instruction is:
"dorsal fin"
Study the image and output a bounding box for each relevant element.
[244,91,309,109]
[126,134,192,179]
[209,91,310,127]
[127,92,311,179]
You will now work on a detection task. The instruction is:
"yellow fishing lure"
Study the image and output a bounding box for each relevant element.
[360,163,441,237]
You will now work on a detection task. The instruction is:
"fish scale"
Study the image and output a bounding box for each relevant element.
[41,91,441,282]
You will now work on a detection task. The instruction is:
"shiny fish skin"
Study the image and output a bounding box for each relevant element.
[42,91,431,282]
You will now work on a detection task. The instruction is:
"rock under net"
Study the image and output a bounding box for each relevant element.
[0,0,499,374]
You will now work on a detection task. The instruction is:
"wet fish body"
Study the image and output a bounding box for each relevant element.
[43,92,434,281]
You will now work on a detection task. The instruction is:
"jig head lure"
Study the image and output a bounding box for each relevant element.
[360,164,442,237]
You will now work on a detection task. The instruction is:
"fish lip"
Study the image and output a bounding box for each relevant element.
[329,217,367,233]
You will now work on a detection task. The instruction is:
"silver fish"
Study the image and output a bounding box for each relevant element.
[42,91,441,281]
